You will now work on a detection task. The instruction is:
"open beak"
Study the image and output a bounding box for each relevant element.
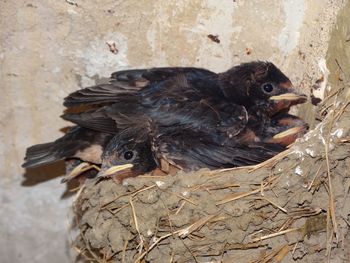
[269,93,308,104]
[97,163,134,177]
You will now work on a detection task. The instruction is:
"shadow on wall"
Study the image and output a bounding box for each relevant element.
[21,125,84,198]
[22,162,79,199]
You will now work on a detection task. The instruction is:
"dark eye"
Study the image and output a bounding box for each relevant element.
[123,151,134,160]
[262,83,274,93]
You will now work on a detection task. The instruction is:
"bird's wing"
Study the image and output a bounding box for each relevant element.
[63,81,142,108]
[62,108,118,134]
[62,96,248,139]
[153,129,285,171]
[64,67,217,107]
[61,97,147,133]
[138,72,248,136]
[63,69,249,136]
[111,67,216,84]
[22,127,113,168]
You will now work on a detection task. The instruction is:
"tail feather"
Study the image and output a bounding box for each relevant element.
[22,142,59,168]
[22,127,113,169]
[62,113,117,134]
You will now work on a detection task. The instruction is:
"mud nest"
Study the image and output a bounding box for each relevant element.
[72,83,350,262]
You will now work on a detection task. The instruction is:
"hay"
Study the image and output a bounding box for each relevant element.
[71,83,350,262]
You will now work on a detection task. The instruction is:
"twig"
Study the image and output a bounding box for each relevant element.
[308,163,324,191]
[100,184,156,209]
[180,239,199,263]
[324,110,339,242]
[248,149,292,172]
[341,215,350,227]
[216,188,261,205]
[108,203,129,215]
[81,233,104,263]
[251,228,298,242]
[121,238,129,263]
[254,196,287,213]
[160,199,175,237]
[162,189,198,206]
[175,200,186,215]
[177,214,218,238]
[291,241,299,256]
[216,176,279,205]
[129,197,143,254]
[134,233,174,263]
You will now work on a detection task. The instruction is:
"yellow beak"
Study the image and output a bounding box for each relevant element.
[272,126,305,139]
[269,93,307,102]
[98,163,134,177]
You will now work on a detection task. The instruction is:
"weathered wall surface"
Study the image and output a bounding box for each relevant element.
[0,0,346,262]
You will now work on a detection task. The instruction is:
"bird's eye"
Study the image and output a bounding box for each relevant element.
[123,151,134,160]
[262,83,274,93]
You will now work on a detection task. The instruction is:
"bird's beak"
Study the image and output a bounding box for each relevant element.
[97,163,134,177]
[269,93,308,103]
[272,126,306,139]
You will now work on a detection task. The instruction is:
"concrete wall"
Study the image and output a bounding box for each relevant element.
[0,0,346,262]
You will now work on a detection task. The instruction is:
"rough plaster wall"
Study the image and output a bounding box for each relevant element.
[0,0,346,262]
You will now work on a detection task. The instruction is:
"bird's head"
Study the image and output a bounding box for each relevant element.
[97,131,156,181]
[219,61,307,116]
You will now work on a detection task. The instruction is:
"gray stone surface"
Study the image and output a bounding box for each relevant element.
[0,0,346,262]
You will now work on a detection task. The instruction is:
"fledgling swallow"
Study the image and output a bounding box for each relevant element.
[92,113,308,179]
[62,61,307,143]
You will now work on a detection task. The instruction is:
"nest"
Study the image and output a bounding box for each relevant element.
[72,83,350,262]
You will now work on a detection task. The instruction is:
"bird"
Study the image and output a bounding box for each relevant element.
[95,113,308,179]
[23,61,308,182]
[97,127,157,181]
[22,113,308,183]
[62,61,307,143]
[64,62,306,116]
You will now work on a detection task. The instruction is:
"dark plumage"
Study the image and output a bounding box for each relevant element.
[95,113,308,177]
[62,61,306,139]
[64,62,306,116]
[62,62,306,176]
[23,61,308,181]
[150,128,285,171]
